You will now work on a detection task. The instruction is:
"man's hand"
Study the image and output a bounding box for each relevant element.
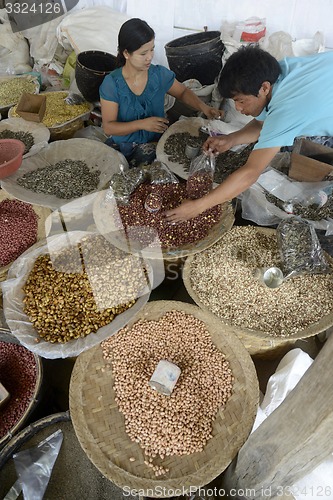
[203,134,234,155]
[164,199,204,222]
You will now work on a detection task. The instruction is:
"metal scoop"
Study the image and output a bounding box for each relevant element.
[64,93,86,105]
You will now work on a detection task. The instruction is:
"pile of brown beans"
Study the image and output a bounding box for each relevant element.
[189,226,333,336]
[186,172,214,199]
[23,234,147,343]
[0,198,38,267]
[102,310,233,470]
[117,182,222,248]
[0,341,37,439]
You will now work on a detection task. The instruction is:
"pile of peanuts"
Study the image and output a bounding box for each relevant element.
[117,182,222,249]
[0,341,37,439]
[0,199,38,267]
[23,234,148,343]
[102,310,233,473]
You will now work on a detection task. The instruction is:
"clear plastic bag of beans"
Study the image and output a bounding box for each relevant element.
[107,165,145,205]
[186,152,215,199]
[276,216,331,279]
[145,160,179,185]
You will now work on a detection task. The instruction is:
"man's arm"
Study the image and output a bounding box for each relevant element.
[165,146,281,221]
[203,119,264,154]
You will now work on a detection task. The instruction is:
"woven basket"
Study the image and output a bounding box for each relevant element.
[183,226,333,359]
[9,91,93,142]
[69,300,259,497]
[0,330,43,449]
[93,190,235,261]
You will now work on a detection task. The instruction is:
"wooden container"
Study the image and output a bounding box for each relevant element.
[16,93,46,123]
[289,139,333,181]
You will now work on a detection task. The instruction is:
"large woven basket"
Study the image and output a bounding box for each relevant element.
[69,300,259,498]
[93,189,235,261]
[9,91,93,141]
[183,226,333,359]
[0,331,43,449]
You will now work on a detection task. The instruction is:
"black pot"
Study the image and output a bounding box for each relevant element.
[75,50,117,103]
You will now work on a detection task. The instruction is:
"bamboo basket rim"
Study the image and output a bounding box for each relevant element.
[93,191,235,260]
[0,330,43,449]
[69,300,259,497]
[182,226,333,356]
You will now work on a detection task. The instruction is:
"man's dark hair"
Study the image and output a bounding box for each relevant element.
[218,46,281,97]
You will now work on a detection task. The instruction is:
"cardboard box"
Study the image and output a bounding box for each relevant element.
[289,139,333,181]
[16,93,46,122]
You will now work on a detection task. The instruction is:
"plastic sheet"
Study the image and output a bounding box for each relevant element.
[1,138,124,210]
[0,117,50,158]
[1,231,153,358]
[3,430,63,500]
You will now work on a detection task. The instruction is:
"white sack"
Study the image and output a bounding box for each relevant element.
[252,348,333,499]
[22,16,65,66]
[56,6,130,55]
[0,9,32,74]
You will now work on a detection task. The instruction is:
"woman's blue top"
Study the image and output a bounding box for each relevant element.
[99,64,175,145]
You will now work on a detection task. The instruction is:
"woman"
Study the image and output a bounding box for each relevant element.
[100,18,223,167]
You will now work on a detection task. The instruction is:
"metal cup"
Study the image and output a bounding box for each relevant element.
[254,266,284,289]
[185,144,200,159]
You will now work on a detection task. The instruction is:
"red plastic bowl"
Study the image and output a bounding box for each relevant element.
[0,139,25,180]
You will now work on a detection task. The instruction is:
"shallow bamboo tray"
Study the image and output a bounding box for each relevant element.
[93,189,235,261]
[183,227,333,359]
[69,300,259,498]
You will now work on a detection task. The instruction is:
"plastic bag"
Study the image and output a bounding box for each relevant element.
[4,430,63,500]
[276,217,331,279]
[107,165,145,205]
[145,160,179,185]
[186,153,215,199]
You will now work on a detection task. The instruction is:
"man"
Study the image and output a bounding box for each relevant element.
[165,46,333,222]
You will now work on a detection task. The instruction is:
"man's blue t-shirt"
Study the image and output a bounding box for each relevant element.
[255,51,333,150]
[99,64,175,145]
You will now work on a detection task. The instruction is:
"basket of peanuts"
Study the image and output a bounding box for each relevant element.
[69,300,259,497]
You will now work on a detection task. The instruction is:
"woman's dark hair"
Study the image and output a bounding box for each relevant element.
[218,45,281,97]
[116,18,155,67]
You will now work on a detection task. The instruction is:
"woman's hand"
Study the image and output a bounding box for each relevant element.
[164,198,204,222]
[202,106,224,120]
[142,116,169,133]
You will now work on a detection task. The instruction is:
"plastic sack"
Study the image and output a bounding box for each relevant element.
[0,12,32,75]
[186,153,215,199]
[220,17,266,65]
[276,217,331,279]
[4,430,63,500]
[145,160,179,185]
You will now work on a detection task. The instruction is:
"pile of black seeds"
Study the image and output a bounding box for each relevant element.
[164,131,254,183]
[17,159,100,199]
[266,192,333,221]
[0,129,34,154]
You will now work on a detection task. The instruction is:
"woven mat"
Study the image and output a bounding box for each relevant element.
[70,300,258,497]
[183,227,333,359]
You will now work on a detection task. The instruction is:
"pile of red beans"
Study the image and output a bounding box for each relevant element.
[0,340,37,440]
[0,198,38,267]
[117,182,222,248]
